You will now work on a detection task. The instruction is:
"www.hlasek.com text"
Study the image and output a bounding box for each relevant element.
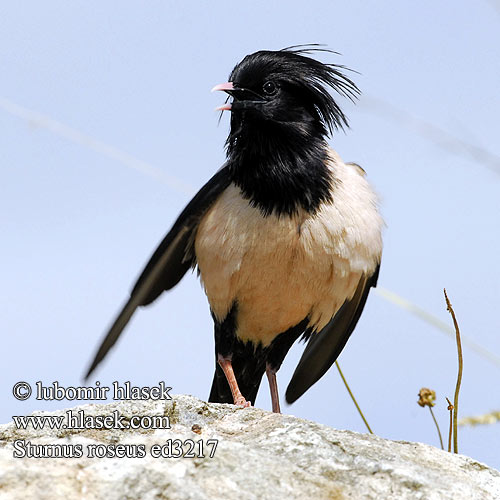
[12,409,171,432]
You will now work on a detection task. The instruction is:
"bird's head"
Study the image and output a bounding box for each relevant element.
[213,46,360,141]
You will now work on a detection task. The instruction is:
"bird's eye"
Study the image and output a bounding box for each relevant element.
[262,81,277,96]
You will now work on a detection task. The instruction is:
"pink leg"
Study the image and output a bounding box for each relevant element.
[266,363,281,414]
[217,354,251,408]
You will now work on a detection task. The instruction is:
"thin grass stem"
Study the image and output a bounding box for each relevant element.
[428,406,444,450]
[444,289,463,454]
[446,397,454,453]
[336,361,373,434]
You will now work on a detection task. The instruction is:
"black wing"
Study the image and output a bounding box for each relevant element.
[285,264,380,404]
[84,166,232,380]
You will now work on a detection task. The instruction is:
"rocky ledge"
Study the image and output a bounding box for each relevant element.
[1,394,499,499]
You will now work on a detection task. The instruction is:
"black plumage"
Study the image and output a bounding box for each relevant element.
[85,46,383,414]
[226,48,358,217]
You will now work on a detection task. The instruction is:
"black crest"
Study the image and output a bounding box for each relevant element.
[227,45,360,136]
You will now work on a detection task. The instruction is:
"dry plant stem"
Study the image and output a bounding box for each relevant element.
[444,289,463,454]
[335,361,373,434]
[428,406,444,450]
[446,397,454,453]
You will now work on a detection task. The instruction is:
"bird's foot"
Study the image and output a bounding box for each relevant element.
[234,396,251,408]
[217,354,252,409]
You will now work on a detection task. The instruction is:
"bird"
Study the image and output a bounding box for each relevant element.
[84,46,383,414]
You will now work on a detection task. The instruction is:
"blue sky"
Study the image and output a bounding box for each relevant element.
[1,1,499,469]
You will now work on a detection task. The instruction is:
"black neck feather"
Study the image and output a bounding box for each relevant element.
[227,121,333,217]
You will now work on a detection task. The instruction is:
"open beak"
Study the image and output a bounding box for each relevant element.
[212,82,234,112]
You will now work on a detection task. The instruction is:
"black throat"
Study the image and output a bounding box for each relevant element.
[226,119,334,217]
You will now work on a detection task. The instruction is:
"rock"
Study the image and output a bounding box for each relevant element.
[1,394,499,499]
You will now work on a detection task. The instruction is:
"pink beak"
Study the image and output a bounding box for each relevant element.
[212,82,234,112]
[216,103,232,111]
[211,82,235,93]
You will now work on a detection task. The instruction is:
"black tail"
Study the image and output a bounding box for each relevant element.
[209,354,266,405]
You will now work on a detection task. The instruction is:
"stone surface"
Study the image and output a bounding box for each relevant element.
[1,394,499,499]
